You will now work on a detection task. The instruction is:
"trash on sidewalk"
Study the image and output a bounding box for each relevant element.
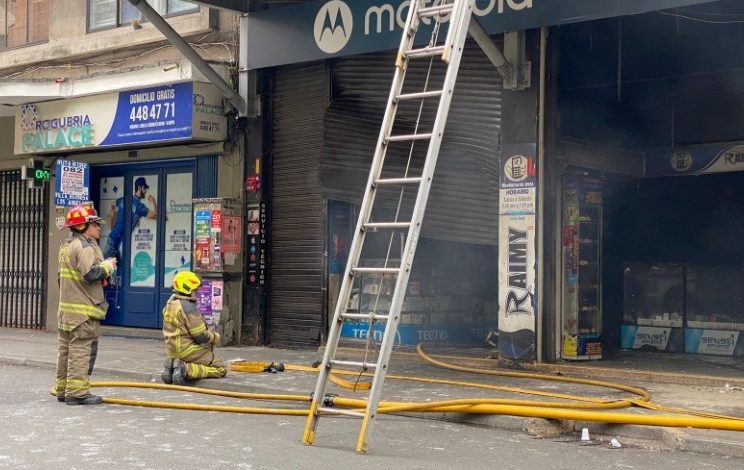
[609,438,622,448]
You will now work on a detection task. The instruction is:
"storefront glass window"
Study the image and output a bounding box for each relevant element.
[163,172,193,288]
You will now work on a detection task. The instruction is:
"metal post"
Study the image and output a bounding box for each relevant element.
[126,0,247,116]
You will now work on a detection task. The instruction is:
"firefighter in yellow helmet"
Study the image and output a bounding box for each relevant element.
[161,271,227,384]
[55,204,117,405]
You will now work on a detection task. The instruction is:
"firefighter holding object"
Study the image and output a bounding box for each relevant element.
[55,204,117,405]
[161,271,227,384]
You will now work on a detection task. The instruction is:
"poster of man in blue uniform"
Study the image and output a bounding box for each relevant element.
[103,177,158,259]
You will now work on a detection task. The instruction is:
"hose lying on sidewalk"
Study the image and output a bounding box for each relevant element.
[61,343,744,433]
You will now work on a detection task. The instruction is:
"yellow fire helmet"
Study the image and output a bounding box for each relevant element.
[172,271,201,296]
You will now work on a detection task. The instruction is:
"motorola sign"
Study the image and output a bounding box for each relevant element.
[247,0,718,70]
[314,1,353,54]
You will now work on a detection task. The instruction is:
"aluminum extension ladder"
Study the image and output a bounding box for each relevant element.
[302,0,475,453]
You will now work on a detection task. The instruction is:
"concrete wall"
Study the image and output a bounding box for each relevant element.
[0,116,28,170]
[0,3,237,79]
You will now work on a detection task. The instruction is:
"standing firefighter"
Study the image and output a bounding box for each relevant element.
[161,271,227,384]
[55,204,117,405]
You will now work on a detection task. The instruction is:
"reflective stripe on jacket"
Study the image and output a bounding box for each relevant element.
[57,233,111,331]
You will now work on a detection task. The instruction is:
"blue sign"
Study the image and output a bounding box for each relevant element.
[54,160,90,207]
[340,320,488,346]
[247,0,717,70]
[100,82,193,146]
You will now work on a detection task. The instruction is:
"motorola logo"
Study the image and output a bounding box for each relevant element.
[314,1,353,54]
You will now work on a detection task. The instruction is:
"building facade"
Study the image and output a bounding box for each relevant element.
[0,1,252,344]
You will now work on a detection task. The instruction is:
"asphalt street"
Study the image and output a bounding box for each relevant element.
[2,364,743,470]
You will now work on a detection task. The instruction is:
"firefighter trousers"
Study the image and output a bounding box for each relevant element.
[176,346,227,379]
[55,319,100,399]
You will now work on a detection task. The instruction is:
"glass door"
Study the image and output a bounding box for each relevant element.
[94,161,195,328]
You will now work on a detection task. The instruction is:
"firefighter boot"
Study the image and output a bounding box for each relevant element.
[171,358,187,385]
[161,357,175,384]
[65,394,104,405]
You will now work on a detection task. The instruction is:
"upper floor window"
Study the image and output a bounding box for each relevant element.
[88,0,198,32]
[0,0,49,50]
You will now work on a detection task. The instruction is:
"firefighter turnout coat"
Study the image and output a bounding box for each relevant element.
[162,294,226,379]
[57,233,113,331]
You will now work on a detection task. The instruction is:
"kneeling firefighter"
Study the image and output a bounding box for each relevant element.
[161,271,227,384]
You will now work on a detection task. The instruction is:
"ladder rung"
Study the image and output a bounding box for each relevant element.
[396,90,444,101]
[342,313,390,322]
[318,407,365,418]
[363,222,411,230]
[374,177,422,186]
[406,45,446,59]
[418,4,454,18]
[387,133,432,142]
[330,359,378,370]
[352,267,400,274]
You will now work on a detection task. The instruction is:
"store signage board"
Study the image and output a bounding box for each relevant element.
[685,329,739,356]
[54,159,90,207]
[497,143,537,361]
[246,0,717,69]
[647,142,744,177]
[14,82,226,155]
[621,325,673,350]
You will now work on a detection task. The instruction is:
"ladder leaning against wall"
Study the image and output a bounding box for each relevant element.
[302,0,477,454]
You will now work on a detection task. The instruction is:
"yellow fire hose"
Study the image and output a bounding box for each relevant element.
[56,343,744,433]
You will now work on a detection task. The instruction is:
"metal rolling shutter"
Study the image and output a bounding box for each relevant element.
[0,170,47,329]
[269,63,327,347]
[322,40,503,245]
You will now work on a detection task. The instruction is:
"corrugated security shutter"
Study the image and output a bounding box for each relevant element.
[269,63,327,347]
[321,39,503,245]
[0,170,47,329]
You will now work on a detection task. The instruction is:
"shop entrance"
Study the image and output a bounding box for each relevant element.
[92,161,196,328]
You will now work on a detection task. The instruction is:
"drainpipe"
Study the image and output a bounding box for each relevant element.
[126,0,247,116]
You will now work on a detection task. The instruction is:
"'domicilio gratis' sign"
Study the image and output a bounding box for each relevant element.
[14,81,227,155]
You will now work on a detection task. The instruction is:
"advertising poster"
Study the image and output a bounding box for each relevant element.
[99,176,125,262]
[129,174,158,287]
[223,216,241,253]
[498,144,537,361]
[196,239,211,270]
[211,280,224,311]
[195,210,211,238]
[163,173,193,288]
[196,280,213,316]
[55,160,89,207]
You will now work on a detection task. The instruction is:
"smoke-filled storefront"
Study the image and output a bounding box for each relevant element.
[552,0,744,361]
[246,0,734,362]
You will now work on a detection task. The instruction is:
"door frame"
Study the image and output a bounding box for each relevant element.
[91,159,196,328]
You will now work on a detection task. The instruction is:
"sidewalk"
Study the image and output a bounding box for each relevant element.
[3,327,744,458]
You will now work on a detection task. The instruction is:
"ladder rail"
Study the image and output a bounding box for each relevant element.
[355,0,475,454]
[302,0,423,447]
